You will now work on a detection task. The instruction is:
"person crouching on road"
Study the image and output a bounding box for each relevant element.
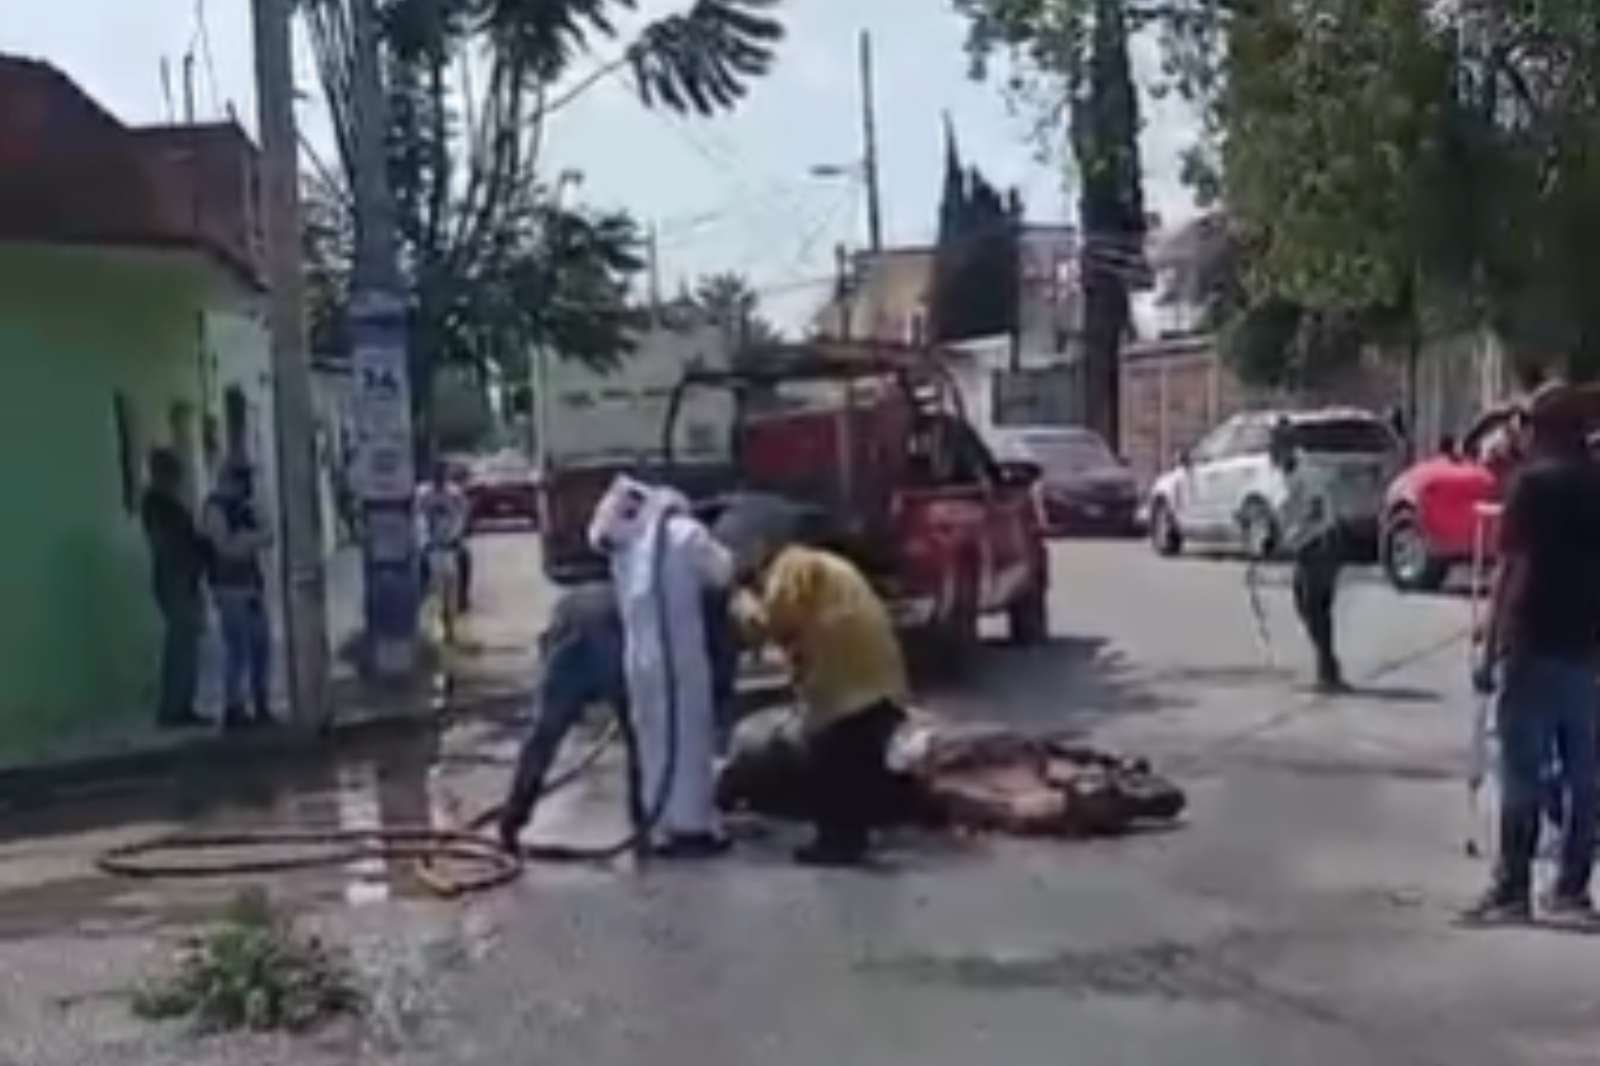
[1269,418,1347,693]
[731,538,911,867]
[1466,384,1600,925]
[497,583,634,855]
[202,459,274,729]
[588,476,734,859]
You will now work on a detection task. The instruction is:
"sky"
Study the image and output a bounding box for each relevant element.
[2,0,1199,332]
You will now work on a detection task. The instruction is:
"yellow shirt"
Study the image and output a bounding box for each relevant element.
[738,546,909,732]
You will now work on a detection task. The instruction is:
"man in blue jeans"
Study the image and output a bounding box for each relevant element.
[202,460,274,729]
[1467,385,1600,923]
[496,581,741,854]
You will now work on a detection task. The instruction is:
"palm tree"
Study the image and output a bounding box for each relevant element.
[694,271,782,353]
[297,0,784,437]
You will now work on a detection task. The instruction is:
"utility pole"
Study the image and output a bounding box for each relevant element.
[251,0,329,725]
[347,0,419,678]
[858,30,883,255]
[647,222,662,323]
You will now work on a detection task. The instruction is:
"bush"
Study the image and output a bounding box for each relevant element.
[132,889,360,1033]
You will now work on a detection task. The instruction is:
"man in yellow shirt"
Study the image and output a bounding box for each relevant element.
[732,538,911,866]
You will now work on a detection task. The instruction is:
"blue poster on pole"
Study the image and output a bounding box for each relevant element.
[350,288,417,676]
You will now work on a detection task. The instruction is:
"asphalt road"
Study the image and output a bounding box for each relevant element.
[6,536,1600,1066]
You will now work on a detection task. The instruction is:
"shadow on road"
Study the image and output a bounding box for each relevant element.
[921,634,1188,729]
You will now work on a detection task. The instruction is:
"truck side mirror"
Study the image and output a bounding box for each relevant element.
[997,460,1041,487]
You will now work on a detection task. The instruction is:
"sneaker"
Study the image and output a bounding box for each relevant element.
[1541,891,1599,924]
[652,833,732,860]
[1461,888,1532,925]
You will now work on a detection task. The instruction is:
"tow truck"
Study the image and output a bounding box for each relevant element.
[538,344,1050,648]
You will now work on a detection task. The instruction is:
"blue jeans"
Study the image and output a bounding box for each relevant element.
[214,587,271,719]
[501,590,632,831]
[1496,654,1598,901]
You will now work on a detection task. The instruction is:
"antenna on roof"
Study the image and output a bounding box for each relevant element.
[160,57,175,123]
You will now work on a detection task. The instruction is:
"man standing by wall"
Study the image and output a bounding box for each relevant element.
[1468,385,1600,924]
[202,460,275,729]
[140,447,207,728]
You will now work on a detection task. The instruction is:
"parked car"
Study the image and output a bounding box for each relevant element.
[1147,408,1402,559]
[466,451,540,529]
[988,426,1139,536]
[1379,406,1514,591]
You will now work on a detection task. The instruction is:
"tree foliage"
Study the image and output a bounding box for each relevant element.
[955,0,1147,441]
[1134,0,1600,381]
[296,0,784,445]
[930,121,1022,344]
[693,271,780,349]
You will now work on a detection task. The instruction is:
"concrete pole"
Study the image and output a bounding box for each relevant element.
[252,0,330,725]
[348,0,420,678]
[858,30,883,255]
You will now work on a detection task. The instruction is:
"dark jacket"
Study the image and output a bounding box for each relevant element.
[140,489,205,607]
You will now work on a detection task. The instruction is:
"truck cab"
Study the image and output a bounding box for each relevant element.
[666,351,1049,647]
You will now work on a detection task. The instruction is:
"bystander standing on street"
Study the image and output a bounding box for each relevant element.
[139,448,207,729]
[1269,418,1348,693]
[1466,383,1600,924]
[201,459,274,730]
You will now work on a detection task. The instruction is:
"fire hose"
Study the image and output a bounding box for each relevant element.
[99,509,685,895]
[1244,557,1276,670]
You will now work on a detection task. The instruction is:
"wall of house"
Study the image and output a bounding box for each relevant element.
[0,243,272,762]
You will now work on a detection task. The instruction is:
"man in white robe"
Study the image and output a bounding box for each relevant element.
[588,476,733,856]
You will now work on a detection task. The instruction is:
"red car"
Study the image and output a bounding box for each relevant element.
[466,452,541,530]
[1380,408,1512,591]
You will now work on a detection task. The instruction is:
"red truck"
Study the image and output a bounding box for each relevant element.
[539,347,1050,648]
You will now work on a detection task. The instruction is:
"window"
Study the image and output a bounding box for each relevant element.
[1293,418,1398,455]
[1189,421,1236,463]
[1229,420,1274,457]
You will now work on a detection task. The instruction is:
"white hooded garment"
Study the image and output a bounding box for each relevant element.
[588,476,732,838]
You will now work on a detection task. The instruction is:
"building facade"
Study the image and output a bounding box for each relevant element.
[0,57,280,761]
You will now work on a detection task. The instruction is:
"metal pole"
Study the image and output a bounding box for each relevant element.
[252,0,329,725]
[859,30,883,255]
[348,0,419,678]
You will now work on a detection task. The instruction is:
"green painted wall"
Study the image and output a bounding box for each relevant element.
[0,244,217,762]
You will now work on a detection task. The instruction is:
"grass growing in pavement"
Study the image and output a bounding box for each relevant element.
[132,888,360,1033]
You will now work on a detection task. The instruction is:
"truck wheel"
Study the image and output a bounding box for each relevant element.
[1383,510,1449,592]
[1150,500,1182,557]
[1008,584,1048,646]
[1239,498,1279,561]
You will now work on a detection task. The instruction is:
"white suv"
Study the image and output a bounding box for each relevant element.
[1146,409,1402,559]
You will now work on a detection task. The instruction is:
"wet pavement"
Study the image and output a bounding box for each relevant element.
[6,536,1600,1065]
